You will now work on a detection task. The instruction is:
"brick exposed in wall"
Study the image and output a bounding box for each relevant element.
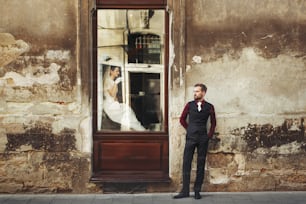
[0,152,96,193]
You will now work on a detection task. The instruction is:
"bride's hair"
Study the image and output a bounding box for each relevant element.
[103,66,119,81]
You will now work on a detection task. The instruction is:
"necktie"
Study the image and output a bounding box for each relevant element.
[197,101,202,112]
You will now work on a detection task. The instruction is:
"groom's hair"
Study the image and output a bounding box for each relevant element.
[194,83,207,92]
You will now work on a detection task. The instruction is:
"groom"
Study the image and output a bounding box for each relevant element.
[174,83,216,200]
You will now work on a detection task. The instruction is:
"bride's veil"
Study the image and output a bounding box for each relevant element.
[103,66,111,82]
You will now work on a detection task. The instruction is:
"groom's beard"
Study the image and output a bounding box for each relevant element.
[194,94,202,100]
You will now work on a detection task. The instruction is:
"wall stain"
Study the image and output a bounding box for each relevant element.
[231,118,305,151]
[5,121,76,152]
[187,19,306,61]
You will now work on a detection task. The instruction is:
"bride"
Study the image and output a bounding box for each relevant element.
[103,66,145,131]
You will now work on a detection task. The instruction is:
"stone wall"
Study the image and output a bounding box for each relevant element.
[0,0,96,193]
[0,0,305,193]
[168,0,306,192]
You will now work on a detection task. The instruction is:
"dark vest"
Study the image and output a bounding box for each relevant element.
[187,100,213,137]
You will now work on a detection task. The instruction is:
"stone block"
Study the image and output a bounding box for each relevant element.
[0,99,7,113]
[270,154,306,170]
[245,153,306,178]
[0,151,92,193]
[204,180,246,192]
[79,116,91,153]
[277,172,306,191]
[169,92,186,118]
[209,134,248,153]
[207,153,235,168]
[0,128,8,152]
[205,174,278,192]
[0,183,23,193]
[208,168,230,185]
[45,50,71,61]
[245,153,274,171]
[5,102,32,114]
[244,175,278,191]
[147,182,177,193]
[27,102,64,115]
[279,172,306,184]
[0,33,15,46]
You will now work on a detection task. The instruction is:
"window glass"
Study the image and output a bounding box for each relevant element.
[97,9,165,132]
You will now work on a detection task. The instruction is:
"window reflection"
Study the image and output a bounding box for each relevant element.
[128,33,161,64]
[97,9,165,132]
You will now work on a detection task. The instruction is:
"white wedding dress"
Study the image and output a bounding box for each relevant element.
[103,75,145,131]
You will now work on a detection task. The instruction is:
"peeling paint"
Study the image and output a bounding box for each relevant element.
[1,63,61,86]
[192,55,202,64]
[0,33,30,68]
[45,50,71,61]
[0,33,75,90]
[0,33,16,46]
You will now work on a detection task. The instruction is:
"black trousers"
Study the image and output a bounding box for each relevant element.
[182,135,209,193]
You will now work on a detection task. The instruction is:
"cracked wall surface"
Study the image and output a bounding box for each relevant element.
[0,0,96,193]
[168,0,306,192]
[0,0,305,193]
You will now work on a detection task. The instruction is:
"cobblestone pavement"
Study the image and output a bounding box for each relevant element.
[0,192,305,204]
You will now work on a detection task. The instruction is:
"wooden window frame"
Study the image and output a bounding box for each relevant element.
[92,2,169,137]
[96,0,167,8]
[91,0,170,183]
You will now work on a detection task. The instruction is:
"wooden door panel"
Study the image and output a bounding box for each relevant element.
[92,138,169,182]
[99,142,162,171]
[97,0,166,6]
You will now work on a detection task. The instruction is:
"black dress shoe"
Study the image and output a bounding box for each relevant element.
[194,192,202,200]
[173,192,190,199]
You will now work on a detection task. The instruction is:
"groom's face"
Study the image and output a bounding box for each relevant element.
[193,86,205,100]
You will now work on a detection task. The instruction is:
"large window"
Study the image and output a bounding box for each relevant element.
[96,9,166,132]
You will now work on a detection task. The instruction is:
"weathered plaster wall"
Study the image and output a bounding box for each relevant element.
[0,0,96,193]
[169,0,306,191]
[1,0,305,193]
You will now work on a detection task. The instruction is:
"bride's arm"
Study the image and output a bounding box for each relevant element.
[107,83,118,99]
